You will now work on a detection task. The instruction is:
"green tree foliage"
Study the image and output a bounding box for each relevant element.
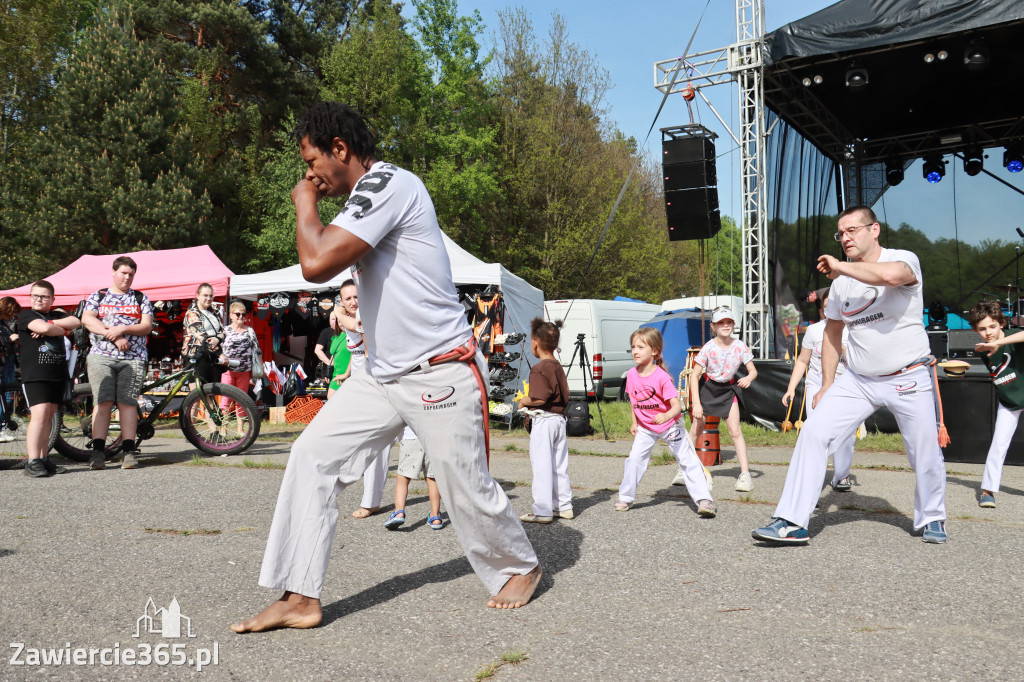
[484,9,680,301]
[0,0,97,170]
[0,2,210,287]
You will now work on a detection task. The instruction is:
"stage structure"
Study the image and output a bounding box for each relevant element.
[654,0,771,358]
[656,0,1024,359]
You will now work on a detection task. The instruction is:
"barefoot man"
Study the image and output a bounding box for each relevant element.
[232,102,541,633]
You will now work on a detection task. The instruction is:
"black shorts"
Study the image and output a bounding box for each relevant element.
[23,380,64,407]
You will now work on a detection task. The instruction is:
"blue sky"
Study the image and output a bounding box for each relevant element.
[438,0,1024,247]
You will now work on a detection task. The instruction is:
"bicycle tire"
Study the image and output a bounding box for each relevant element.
[53,383,123,462]
[179,383,260,456]
[0,408,59,460]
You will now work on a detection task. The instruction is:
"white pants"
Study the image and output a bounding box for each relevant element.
[359,449,389,509]
[258,354,538,598]
[982,401,1021,493]
[619,425,712,504]
[805,378,855,484]
[774,365,946,530]
[528,412,572,516]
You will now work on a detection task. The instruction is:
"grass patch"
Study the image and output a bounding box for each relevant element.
[144,528,221,536]
[649,450,675,467]
[503,443,522,452]
[235,527,255,532]
[475,649,528,680]
[185,454,227,467]
[241,457,285,469]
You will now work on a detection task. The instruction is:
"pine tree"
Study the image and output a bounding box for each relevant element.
[1,2,210,284]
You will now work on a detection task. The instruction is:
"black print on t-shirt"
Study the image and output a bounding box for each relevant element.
[353,169,395,194]
[343,194,373,220]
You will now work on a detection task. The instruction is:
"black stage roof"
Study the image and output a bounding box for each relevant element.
[764,0,1024,164]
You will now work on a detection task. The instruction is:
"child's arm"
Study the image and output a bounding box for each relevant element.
[629,407,638,436]
[518,369,547,409]
[782,347,811,406]
[653,396,682,425]
[26,318,70,337]
[737,360,758,388]
[976,330,1024,355]
[690,363,705,419]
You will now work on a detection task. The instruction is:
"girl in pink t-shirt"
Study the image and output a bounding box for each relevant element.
[615,328,715,516]
[690,308,758,492]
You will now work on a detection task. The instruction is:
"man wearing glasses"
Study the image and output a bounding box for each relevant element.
[753,205,948,545]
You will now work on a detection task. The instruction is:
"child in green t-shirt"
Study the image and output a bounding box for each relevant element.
[970,300,1024,508]
[327,330,351,398]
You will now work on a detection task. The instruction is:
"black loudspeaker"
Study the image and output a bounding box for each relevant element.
[662,136,715,165]
[665,187,719,215]
[662,134,720,241]
[663,160,717,189]
[927,330,948,359]
[947,329,979,357]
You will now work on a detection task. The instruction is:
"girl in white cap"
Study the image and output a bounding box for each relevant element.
[690,307,758,491]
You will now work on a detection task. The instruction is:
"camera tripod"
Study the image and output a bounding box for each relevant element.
[563,333,609,440]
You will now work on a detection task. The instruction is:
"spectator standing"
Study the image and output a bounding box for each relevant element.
[81,256,154,470]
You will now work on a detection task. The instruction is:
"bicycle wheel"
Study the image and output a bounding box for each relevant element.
[0,409,59,461]
[53,383,122,462]
[179,383,260,456]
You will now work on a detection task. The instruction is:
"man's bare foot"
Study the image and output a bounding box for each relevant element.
[230,592,322,633]
[351,506,379,519]
[486,565,542,609]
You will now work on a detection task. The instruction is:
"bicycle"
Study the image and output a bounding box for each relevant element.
[54,354,261,461]
[0,380,58,461]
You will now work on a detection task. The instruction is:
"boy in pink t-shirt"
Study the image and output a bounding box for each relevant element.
[615,328,714,517]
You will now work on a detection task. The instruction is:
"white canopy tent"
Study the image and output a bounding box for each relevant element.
[229,233,544,344]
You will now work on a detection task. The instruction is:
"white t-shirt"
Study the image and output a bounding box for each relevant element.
[825,248,929,376]
[330,162,470,381]
[801,319,848,386]
[346,312,366,373]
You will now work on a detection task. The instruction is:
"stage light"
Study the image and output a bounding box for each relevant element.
[923,53,934,63]
[964,43,990,72]
[813,74,823,84]
[963,148,983,177]
[938,50,949,60]
[922,155,945,183]
[885,160,904,186]
[1005,146,1024,173]
[844,64,868,91]
[802,77,812,86]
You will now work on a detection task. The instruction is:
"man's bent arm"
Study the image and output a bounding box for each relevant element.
[831,260,917,288]
[294,181,373,283]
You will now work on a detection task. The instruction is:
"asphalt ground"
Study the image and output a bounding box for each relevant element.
[1,432,1022,681]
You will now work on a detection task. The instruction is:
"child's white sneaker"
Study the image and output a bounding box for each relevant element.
[735,471,753,492]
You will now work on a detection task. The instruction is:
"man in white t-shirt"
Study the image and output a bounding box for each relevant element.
[753,205,948,545]
[232,103,540,634]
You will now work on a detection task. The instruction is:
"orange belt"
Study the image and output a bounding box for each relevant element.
[881,355,950,447]
[426,337,490,467]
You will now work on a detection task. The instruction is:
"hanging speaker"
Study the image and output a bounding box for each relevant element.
[662,132,720,241]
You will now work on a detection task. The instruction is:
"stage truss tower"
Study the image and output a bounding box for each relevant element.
[654,0,771,357]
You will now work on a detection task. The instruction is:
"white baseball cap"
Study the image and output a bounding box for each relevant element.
[711,307,735,324]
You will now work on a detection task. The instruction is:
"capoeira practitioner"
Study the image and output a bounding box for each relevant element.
[232,102,540,633]
[752,205,948,545]
[780,286,856,491]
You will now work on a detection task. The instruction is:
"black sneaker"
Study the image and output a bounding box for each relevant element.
[23,458,50,478]
[41,458,66,475]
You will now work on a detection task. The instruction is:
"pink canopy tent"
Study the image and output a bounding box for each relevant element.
[0,246,234,307]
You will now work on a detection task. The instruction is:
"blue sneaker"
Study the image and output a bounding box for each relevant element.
[922,520,947,543]
[979,492,996,508]
[751,518,809,544]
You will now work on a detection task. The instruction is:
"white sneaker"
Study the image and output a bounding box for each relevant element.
[673,466,714,492]
[671,467,686,486]
[735,471,753,492]
[0,429,14,443]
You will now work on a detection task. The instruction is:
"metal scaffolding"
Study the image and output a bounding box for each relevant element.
[654,0,772,357]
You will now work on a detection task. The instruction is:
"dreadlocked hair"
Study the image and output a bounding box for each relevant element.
[531,317,563,352]
[292,102,377,160]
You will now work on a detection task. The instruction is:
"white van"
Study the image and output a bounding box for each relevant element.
[544,299,662,399]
